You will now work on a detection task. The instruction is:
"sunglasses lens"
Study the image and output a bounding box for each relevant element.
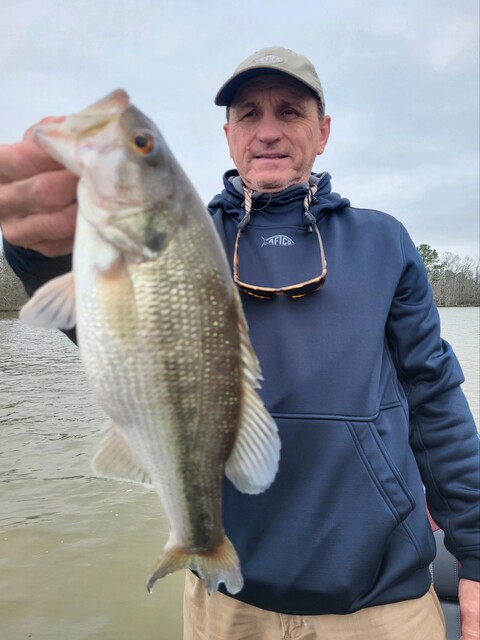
[238,283,276,299]
[286,275,327,298]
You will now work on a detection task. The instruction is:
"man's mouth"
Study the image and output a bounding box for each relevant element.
[253,153,288,159]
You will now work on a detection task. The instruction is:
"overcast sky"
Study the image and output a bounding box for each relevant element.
[0,0,478,258]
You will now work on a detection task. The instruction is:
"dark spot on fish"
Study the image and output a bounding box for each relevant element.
[145,230,168,253]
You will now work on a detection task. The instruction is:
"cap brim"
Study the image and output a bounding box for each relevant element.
[214,67,315,106]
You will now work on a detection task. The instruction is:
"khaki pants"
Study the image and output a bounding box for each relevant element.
[183,572,446,640]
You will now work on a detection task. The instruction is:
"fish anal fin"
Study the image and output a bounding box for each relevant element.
[19,272,76,330]
[92,421,152,487]
[147,534,243,595]
[225,289,281,495]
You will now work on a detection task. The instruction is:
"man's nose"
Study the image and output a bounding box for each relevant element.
[255,114,282,143]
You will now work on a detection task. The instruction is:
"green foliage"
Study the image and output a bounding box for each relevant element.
[416,244,445,284]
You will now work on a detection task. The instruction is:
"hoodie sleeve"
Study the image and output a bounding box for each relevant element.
[3,238,76,343]
[386,225,480,581]
[3,238,72,297]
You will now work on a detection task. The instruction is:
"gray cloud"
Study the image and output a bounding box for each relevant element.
[0,0,478,259]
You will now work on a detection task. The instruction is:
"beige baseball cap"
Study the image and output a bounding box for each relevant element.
[215,46,325,110]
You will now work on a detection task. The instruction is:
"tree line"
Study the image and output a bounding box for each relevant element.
[1,245,479,311]
[416,244,479,307]
[0,248,28,311]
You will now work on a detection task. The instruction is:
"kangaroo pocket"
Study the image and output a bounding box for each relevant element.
[222,417,417,613]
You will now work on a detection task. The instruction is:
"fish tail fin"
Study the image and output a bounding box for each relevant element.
[147,534,243,596]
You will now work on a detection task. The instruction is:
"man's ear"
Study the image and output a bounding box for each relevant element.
[317,115,331,155]
[223,123,232,158]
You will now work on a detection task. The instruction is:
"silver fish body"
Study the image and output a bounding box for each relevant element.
[21,90,280,595]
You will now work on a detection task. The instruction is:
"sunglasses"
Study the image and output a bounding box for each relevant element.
[233,219,327,299]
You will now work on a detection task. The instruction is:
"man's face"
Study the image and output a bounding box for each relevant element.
[224,75,330,193]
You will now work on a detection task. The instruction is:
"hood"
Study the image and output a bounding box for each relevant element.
[208,170,350,227]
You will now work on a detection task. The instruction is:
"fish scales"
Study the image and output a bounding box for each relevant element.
[81,235,240,549]
[20,89,281,595]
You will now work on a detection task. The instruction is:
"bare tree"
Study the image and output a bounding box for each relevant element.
[417,245,480,306]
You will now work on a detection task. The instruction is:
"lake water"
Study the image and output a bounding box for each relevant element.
[1,307,478,640]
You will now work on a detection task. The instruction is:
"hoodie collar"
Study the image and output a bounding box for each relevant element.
[208,170,349,225]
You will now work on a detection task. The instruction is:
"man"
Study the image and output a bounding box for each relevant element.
[0,47,478,639]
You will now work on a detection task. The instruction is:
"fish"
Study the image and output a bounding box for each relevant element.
[20,89,280,595]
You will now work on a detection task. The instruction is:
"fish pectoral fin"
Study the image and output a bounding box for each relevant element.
[92,421,153,487]
[147,534,243,596]
[225,289,281,495]
[19,272,76,330]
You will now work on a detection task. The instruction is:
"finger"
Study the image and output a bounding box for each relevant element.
[0,170,78,219]
[30,237,75,258]
[0,139,65,184]
[1,203,77,249]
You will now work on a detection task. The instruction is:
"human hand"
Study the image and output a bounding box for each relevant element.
[459,578,480,640]
[0,118,78,257]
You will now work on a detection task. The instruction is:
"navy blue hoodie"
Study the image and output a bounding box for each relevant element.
[4,171,479,614]
[207,170,479,614]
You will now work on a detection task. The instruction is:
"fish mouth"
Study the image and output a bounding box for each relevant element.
[33,89,130,140]
[79,89,131,116]
[30,89,131,174]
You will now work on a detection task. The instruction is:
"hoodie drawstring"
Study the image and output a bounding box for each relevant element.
[239,184,318,232]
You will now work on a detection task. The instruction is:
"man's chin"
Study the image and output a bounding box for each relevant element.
[245,175,303,194]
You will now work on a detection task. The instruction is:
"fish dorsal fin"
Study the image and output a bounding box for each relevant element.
[225,290,281,495]
[92,421,153,487]
[19,272,76,330]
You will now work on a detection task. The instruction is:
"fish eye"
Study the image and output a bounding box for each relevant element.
[129,130,155,155]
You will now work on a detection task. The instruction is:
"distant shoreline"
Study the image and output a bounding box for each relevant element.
[2,305,479,316]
